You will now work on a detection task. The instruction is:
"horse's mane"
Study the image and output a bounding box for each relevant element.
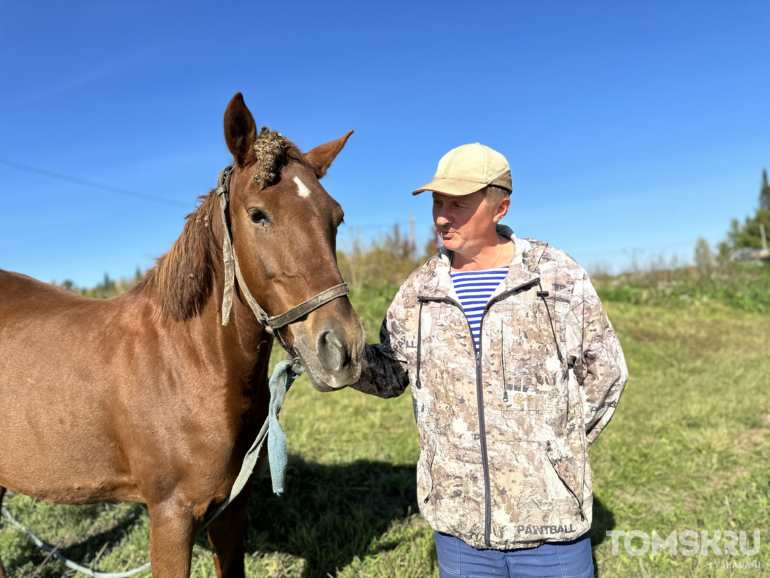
[144,130,309,322]
[253,128,310,184]
[143,192,220,321]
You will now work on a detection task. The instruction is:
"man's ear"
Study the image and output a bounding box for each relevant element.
[305,130,354,179]
[492,195,511,224]
[223,93,257,166]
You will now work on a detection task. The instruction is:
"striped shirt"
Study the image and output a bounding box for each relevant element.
[449,266,509,351]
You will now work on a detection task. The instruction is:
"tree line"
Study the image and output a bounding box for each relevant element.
[719,169,770,255]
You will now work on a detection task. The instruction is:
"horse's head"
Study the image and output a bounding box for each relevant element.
[222,93,364,391]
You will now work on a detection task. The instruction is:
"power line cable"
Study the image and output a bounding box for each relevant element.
[0,158,189,208]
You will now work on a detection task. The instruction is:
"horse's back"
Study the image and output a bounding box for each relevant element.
[0,269,96,320]
[0,269,133,362]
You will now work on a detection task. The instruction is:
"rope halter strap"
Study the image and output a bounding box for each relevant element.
[215,165,349,369]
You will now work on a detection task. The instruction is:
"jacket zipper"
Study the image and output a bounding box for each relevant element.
[419,276,538,547]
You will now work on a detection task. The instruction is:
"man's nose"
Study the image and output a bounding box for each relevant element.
[435,212,451,226]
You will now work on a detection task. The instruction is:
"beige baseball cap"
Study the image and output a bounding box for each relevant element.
[412,143,512,196]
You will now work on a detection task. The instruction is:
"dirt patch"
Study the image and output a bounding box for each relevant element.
[734,414,770,451]
[678,332,726,357]
[736,428,770,451]
[627,328,666,344]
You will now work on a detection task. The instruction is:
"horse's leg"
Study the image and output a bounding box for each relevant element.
[206,483,253,578]
[148,501,199,578]
[0,486,7,578]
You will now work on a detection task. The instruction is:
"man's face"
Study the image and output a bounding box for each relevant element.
[432,189,495,253]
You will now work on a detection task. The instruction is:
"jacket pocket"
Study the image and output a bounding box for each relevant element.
[417,440,437,507]
[497,296,568,412]
[544,440,586,521]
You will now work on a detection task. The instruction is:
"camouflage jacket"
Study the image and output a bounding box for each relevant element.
[350,225,628,550]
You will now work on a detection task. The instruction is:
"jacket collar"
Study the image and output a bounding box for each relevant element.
[419,225,548,302]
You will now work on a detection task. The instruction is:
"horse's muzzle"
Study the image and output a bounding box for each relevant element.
[292,308,365,392]
[314,319,364,390]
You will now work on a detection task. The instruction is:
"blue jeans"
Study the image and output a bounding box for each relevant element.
[434,531,594,578]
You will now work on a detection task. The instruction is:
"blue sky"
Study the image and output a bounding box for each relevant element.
[1,1,768,286]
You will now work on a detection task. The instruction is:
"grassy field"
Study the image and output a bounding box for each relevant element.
[1,286,769,577]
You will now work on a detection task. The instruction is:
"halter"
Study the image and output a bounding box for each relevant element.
[215,165,349,371]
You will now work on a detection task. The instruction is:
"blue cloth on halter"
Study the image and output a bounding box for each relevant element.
[267,360,300,495]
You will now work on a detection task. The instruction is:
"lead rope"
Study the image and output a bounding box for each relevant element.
[202,359,300,526]
[1,506,150,578]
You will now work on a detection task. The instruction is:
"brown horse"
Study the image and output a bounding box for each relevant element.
[0,93,365,578]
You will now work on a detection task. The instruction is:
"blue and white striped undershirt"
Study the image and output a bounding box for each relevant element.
[449,266,509,351]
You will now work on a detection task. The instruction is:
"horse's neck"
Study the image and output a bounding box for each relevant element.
[219,292,272,372]
[205,260,273,382]
[137,217,272,392]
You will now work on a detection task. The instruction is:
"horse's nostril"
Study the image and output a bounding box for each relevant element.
[326,332,343,350]
[317,329,347,373]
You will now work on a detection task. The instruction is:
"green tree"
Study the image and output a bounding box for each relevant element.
[723,169,770,251]
[694,237,715,274]
[761,168,770,211]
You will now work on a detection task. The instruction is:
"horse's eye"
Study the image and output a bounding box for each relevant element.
[249,209,269,225]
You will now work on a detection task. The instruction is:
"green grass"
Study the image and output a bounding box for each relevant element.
[588,303,770,577]
[2,287,769,577]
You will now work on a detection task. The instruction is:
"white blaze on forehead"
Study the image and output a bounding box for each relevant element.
[293,176,311,198]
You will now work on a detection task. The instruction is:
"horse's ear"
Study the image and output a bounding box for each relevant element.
[305,130,354,179]
[224,93,257,166]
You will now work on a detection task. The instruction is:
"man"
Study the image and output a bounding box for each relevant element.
[349,143,628,578]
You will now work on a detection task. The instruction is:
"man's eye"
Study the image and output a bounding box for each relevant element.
[250,210,269,224]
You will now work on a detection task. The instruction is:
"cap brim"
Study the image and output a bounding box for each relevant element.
[412,178,487,196]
